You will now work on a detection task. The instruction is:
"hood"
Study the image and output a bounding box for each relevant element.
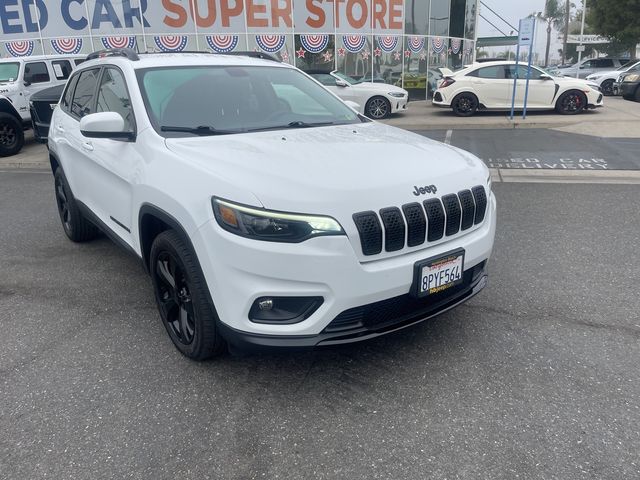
[165,122,488,218]
[585,69,620,79]
[353,82,407,94]
[555,75,599,89]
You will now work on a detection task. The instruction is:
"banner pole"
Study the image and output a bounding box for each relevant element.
[509,41,520,120]
[522,20,536,119]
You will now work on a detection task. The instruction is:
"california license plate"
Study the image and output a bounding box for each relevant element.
[412,249,465,298]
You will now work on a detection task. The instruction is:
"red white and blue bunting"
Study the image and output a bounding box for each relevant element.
[342,35,366,53]
[255,35,286,53]
[408,36,425,53]
[450,38,462,54]
[206,35,238,53]
[51,38,83,55]
[154,35,188,52]
[101,36,136,50]
[376,35,399,53]
[431,37,446,54]
[300,34,329,53]
[5,40,34,57]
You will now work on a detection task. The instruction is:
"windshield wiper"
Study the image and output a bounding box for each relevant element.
[246,121,337,133]
[286,120,336,128]
[160,125,239,136]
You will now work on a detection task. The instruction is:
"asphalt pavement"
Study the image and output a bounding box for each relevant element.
[418,129,640,171]
[1,171,639,479]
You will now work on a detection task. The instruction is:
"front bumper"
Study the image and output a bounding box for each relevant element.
[620,82,640,98]
[389,96,409,113]
[191,194,496,341]
[220,263,488,352]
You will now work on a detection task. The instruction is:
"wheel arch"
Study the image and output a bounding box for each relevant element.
[138,203,200,274]
[0,97,22,120]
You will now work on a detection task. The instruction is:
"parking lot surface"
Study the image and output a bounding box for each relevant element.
[1,171,639,479]
[419,128,640,170]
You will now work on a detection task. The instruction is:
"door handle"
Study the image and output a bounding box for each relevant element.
[81,141,94,152]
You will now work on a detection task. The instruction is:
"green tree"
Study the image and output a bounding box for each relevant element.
[587,0,640,52]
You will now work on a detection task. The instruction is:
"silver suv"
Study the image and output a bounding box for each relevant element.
[562,57,630,79]
[0,55,84,156]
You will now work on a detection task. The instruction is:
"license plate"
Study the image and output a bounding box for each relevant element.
[412,249,465,298]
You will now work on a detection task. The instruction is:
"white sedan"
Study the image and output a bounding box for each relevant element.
[586,60,640,96]
[308,70,408,119]
[433,61,603,116]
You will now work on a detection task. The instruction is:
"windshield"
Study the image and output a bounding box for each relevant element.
[0,62,20,83]
[138,65,361,137]
[623,61,640,72]
[333,71,364,85]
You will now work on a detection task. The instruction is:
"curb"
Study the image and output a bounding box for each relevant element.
[490,168,640,184]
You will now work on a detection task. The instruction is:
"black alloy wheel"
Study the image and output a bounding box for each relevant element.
[365,96,391,119]
[0,113,24,157]
[55,173,72,234]
[53,168,98,242]
[155,250,197,346]
[601,79,614,96]
[557,91,586,115]
[452,93,478,117]
[150,230,224,360]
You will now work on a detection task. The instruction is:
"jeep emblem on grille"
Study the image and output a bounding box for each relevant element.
[413,185,438,196]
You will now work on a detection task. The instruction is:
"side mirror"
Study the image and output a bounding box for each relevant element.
[335,79,348,87]
[540,74,552,80]
[344,100,360,110]
[80,112,134,140]
[23,80,31,86]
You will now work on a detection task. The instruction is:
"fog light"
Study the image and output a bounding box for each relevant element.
[249,296,324,324]
[258,299,273,311]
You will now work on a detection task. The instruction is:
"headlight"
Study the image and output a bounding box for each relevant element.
[624,74,640,82]
[387,92,406,98]
[212,198,344,243]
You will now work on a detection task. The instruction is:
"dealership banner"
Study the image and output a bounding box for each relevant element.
[0,0,405,40]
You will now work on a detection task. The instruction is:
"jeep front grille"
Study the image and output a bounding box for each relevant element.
[353,186,488,256]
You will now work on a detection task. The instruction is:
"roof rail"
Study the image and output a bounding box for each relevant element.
[222,51,281,62]
[86,48,140,62]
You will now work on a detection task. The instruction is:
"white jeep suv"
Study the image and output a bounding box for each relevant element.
[0,54,85,156]
[48,49,496,360]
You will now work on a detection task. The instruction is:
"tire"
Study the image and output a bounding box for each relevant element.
[555,90,587,115]
[635,86,640,103]
[451,93,478,117]
[54,168,99,242]
[365,96,391,119]
[601,79,614,96]
[150,230,225,360]
[0,113,25,157]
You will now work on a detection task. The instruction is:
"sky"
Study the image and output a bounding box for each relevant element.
[477,0,546,36]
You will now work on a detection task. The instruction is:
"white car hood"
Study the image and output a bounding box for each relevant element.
[165,122,487,217]
[352,82,406,94]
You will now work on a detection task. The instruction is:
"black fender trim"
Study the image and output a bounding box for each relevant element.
[0,97,22,120]
[138,203,200,274]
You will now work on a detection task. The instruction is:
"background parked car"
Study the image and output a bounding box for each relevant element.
[620,73,640,102]
[586,60,640,95]
[29,84,64,144]
[433,61,603,117]
[307,70,408,119]
[0,55,84,156]
[562,57,630,79]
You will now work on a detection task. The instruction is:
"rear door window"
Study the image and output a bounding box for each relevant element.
[61,74,80,112]
[469,66,504,79]
[24,62,50,84]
